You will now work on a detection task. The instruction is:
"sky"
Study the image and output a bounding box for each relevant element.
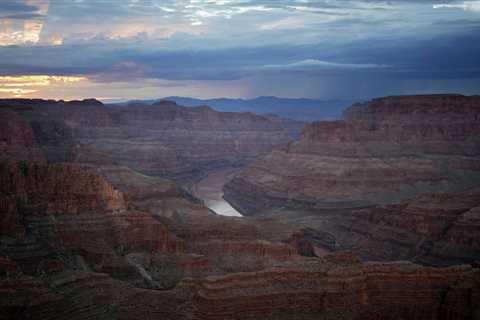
[0,0,479,101]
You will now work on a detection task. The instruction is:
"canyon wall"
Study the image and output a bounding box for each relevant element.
[2,95,480,319]
[185,257,479,320]
[0,110,45,163]
[224,95,480,265]
[0,99,298,185]
[1,253,478,320]
[225,95,480,213]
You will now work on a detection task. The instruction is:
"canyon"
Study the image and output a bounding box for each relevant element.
[0,98,302,185]
[192,167,243,216]
[1,95,480,319]
[224,94,480,265]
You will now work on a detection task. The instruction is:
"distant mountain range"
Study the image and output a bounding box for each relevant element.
[120,96,357,121]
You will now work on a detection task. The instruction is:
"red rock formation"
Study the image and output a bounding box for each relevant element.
[0,98,297,185]
[95,101,294,183]
[1,95,480,319]
[0,162,126,216]
[225,94,480,214]
[0,110,45,163]
[1,254,477,320]
[222,95,480,265]
[446,206,480,250]
[182,256,478,320]
[0,162,182,275]
[365,189,480,237]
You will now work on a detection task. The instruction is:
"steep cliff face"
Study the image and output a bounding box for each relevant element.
[0,161,125,244]
[0,110,45,163]
[0,160,299,291]
[183,256,479,320]
[1,254,478,320]
[0,162,182,281]
[0,99,298,185]
[0,162,126,216]
[359,189,480,265]
[223,95,480,265]
[87,101,294,183]
[225,95,480,213]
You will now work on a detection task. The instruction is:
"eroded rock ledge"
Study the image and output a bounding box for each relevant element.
[1,253,478,320]
[0,98,301,185]
[223,95,480,265]
[224,94,480,214]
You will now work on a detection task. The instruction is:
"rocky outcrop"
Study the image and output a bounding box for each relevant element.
[183,255,479,320]
[0,110,45,163]
[363,189,480,238]
[0,162,126,217]
[1,254,478,320]
[0,162,182,280]
[225,95,480,213]
[223,95,480,265]
[359,188,480,265]
[92,101,294,183]
[0,161,126,242]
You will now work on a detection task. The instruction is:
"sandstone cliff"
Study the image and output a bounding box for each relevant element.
[223,95,480,265]
[0,110,45,163]
[225,95,480,212]
[1,253,478,320]
[0,98,298,185]
[183,257,479,320]
[2,95,480,319]
[0,162,183,284]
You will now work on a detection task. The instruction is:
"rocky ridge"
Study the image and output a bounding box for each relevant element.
[0,98,299,185]
[224,95,480,265]
[225,95,480,213]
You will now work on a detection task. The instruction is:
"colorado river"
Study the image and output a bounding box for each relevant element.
[192,168,243,217]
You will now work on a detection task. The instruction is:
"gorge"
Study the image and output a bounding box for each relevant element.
[1,95,479,319]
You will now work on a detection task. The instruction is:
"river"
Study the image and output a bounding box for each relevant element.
[192,167,243,217]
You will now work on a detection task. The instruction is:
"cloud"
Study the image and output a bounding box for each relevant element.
[258,17,308,30]
[0,75,87,97]
[0,0,479,99]
[0,13,45,20]
[433,1,480,12]
[261,59,391,70]
[1,27,478,84]
[0,0,49,45]
[0,1,41,13]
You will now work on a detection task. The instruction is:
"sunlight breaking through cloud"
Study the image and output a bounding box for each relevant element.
[0,0,49,45]
[0,75,87,97]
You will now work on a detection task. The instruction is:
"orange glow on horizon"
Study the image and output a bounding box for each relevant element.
[0,75,88,98]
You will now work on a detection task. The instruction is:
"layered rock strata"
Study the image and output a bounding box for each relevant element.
[2,95,480,319]
[2,253,478,320]
[0,98,298,185]
[0,162,182,282]
[185,258,479,320]
[223,95,480,265]
[225,94,480,213]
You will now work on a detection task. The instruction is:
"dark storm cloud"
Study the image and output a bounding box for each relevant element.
[0,13,45,20]
[0,1,40,13]
[1,24,478,83]
[1,0,479,99]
